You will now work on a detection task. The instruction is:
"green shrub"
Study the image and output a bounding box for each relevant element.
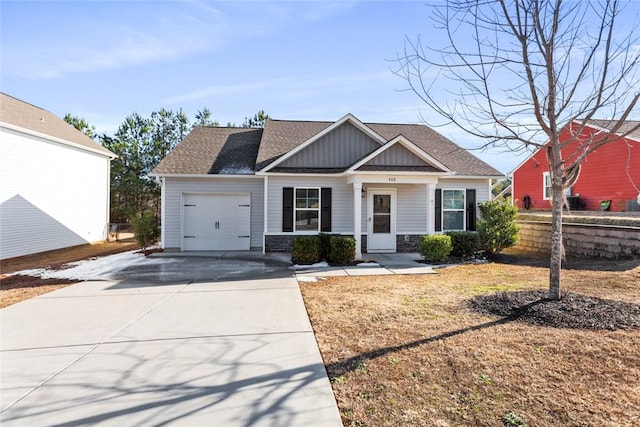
[318,233,333,261]
[130,210,159,251]
[328,236,356,266]
[446,231,480,258]
[478,198,520,256]
[292,236,320,265]
[419,234,452,263]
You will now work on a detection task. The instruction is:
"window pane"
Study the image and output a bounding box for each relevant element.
[443,211,464,230]
[443,190,464,209]
[295,211,318,230]
[373,214,391,233]
[296,188,319,208]
[373,195,391,214]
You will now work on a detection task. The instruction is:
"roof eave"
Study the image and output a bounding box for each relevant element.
[0,121,116,159]
[150,172,261,179]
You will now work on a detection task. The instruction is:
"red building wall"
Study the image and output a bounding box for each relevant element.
[513,123,640,212]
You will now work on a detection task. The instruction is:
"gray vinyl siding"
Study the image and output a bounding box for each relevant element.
[437,178,491,203]
[267,176,353,233]
[162,177,264,249]
[364,144,429,167]
[361,184,429,234]
[279,122,380,168]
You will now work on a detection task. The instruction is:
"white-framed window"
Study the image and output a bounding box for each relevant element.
[294,187,320,231]
[543,172,551,200]
[442,189,465,231]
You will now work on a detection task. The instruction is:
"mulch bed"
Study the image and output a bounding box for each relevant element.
[469,290,640,330]
[0,274,80,290]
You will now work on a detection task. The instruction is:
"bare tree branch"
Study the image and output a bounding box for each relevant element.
[392,0,640,300]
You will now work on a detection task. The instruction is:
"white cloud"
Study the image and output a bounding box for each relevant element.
[3,3,225,79]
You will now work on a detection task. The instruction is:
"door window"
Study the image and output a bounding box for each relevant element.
[373,194,391,233]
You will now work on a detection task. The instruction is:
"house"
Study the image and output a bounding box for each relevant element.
[0,93,116,260]
[151,114,503,259]
[512,120,640,212]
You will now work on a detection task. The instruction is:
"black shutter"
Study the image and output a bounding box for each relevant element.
[466,189,476,231]
[321,188,332,232]
[435,189,442,232]
[283,187,293,232]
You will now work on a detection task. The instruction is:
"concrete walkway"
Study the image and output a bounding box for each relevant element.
[294,252,437,279]
[1,275,341,426]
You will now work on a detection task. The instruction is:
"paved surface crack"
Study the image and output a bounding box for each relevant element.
[1,282,191,414]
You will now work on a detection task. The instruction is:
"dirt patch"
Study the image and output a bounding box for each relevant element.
[0,275,80,309]
[469,290,640,330]
[300,256,640,426]
[1,241,139,308]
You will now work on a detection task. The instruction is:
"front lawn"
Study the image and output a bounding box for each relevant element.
[300,255,640,426]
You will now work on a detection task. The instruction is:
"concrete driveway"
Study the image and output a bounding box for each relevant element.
[0,254,342,426]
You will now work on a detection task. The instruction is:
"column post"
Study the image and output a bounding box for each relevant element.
[427,183,436,234]
[353,182,363,260]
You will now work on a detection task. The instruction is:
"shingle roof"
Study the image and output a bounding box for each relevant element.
[366,124,501,176]
[255,120,332,170]
[585,119,640,140]
[152,127,262,175]
[0,92,114,157]
[153,117,503,177]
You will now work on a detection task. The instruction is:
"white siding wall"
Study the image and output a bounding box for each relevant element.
[0,127,111,259]
[162,177,264,249]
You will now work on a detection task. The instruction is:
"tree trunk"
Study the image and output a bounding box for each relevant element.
[549,163,564,300]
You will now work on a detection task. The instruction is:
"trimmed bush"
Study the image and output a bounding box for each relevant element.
[446,231,480,258]
[318,233,333,261]
[292,236,320,265]
[328,236,356,266]
[478,198,520,256]
[130,210,159,252]
[419,234,452,263]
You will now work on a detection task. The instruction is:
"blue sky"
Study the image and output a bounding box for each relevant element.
[2,1,638,174]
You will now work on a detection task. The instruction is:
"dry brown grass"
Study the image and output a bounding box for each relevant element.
[300,256,640,427]
[1,241,139,308]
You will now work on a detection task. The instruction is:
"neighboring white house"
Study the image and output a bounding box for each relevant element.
[151,114,504,259]
[0,93,116,260]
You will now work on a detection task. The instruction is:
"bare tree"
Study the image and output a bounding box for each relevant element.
[394,0,640,300]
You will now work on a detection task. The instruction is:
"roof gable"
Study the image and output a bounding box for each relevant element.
[273,120,381,171]
[511,119,640,174]
[261,114,385,172]
[350,136,450,173]
[0,92,114,158]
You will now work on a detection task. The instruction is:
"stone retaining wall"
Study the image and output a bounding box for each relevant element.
[265,234,422,253]
[516,220,640,258]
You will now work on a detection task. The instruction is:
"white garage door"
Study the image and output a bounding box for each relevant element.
[182,193,251,251]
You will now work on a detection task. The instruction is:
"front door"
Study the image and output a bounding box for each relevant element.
[367,189,396,253]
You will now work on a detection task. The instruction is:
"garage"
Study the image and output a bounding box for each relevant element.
[182,193,251,251]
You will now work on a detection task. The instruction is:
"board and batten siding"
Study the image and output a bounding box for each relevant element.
[0,127,111,259]
[162,177,264,250]
[267,176,354,233]
[279,122,381,169]
[363,144,430,167]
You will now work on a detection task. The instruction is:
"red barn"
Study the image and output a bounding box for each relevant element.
[512,120,640,212]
